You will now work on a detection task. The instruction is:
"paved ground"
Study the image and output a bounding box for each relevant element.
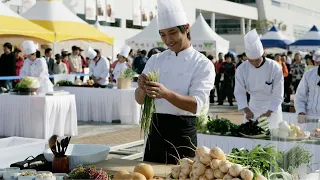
[70,103,243,146]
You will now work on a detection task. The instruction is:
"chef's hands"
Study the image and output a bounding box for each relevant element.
[244,107,254,120]
[145,81,170,99]
[261,110,273,118]
[137,74,148,92]
[298,113,306,124]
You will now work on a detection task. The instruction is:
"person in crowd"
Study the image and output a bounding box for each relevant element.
[147,48,161,59]
[305,55,315,72]
[110,54,120,73]
[295,50,320,123]
[291,53,306,93]
[135,0,215,164]
[234,29,283,128]
[113,45,131,82]
[53,54,68,74]
[79,48,87,73]
[0,42,15,89]
[207,55,215,103]
[127,49,135,67]
[214,52,224,104]
[132,50,148,74]
[62,54,70,74]
[275,54,288,78]
[61,49,68,56]
[87,47,110,85]
[280,54,290,103]
[219,53,236,106]
[13,48,24,88]
[236,53,244,68]
[43,48,54,75]
[286,51,293,72]
[20,40,53,94]
[69,46,82,74]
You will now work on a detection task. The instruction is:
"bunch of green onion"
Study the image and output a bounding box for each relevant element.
[141,71,159,136]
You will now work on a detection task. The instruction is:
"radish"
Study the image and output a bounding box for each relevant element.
[210,147,226,160]
[196,146,212,165]
[204,168,214,180]
[179,172,188,180]
[181,158,193,175]
[256,175,267,180]
[213,169,224,179]
[223,174,233,180]
[240,169,253,180]
[199,175,208,180]
[210,159,221,170]
[228,164,243,177]
[231,178,241,180]
[189,171,199,180]
[192,161,206,176]
[171,165,181,179]
[218,160,231,173]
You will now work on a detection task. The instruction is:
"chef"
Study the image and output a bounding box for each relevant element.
[234,29,284,128]
[20,40,54,94]
[113,45,130,82]
[87,47,110,85]
[135,0,215,164]
[295,50,320,123]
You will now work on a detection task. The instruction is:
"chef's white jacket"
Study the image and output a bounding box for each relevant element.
[113,62,128,81]
[234,58,284,128]
[295,66,320,117]
[89,56,110,85]
[142,45,216,116]
[20,57,54,94]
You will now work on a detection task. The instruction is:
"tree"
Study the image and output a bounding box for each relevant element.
[254,19,287,34]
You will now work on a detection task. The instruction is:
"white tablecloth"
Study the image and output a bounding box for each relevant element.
[0,94,78,140]
[198,133,320,171]
[55,87,141,125]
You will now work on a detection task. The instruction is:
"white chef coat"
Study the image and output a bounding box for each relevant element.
[142,45,216,116]
[295,66,320,117]
[234,58,284,128]
[113,61,128,82]
[20,57,54,94]
[89,56,110,85]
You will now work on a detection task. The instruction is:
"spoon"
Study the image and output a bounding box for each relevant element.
[48,135,58,156]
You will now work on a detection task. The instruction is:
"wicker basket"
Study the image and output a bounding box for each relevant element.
[117,78,132,89]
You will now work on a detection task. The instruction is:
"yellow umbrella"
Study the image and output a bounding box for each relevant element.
[0,2,54,43]
[22,0,114,45]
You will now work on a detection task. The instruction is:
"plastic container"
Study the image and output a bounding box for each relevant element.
[3,167,20,180]
[43,144,110,170]
[53,173,68,180]
[0,137,46,168]
[0,168,5,178]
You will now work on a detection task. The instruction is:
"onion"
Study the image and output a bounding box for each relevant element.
[228,164,243,177]
[240,169,254,180]
[114,170,130,180]
[213,169,224,179]
[219,160,231,173]
[131,172,147,180]
[171,165,181,179]
[223,174,233,180]
[134,163,154,179]
[210,147,226,160]
[210,159,221,170]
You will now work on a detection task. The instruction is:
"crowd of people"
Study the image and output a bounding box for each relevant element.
[206,50,318,106]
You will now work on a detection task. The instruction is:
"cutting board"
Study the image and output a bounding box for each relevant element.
[93,158,173,178]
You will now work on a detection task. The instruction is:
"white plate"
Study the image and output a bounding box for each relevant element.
[211,132,231,136]
[239,133,268,139]
[272,135,308,141]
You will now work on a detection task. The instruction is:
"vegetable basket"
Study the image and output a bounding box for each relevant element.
[117,78,131,89]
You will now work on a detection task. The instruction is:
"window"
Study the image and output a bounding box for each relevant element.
[227,0,256,3]
[77,14,121,28]
[125,20,144,30]
[271,0,281,7]
[293,25,310,40]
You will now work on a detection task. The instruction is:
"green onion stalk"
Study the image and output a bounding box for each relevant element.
[140,71,159,137]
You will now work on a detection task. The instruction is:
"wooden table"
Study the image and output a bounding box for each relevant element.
[94,158,172,178]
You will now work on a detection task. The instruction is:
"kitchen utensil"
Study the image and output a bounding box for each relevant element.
[56,141,61,156]
[48,135,58,156]
[60,139,65,155]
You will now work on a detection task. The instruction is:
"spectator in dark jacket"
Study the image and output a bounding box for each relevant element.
[132,50,148,74]
[0,42,16,89]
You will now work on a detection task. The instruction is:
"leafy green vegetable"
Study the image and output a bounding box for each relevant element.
[196,106,209,133]
[206,118,234,135]
[119,68,137,80]
[68,165,108,180]
[237,117,269,135]
[56,80,73,86]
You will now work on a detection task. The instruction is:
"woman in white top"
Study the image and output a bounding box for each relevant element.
[295,51,320,123]
[113,45,130,83]
[20,40,53,94]
[135,0,215,164]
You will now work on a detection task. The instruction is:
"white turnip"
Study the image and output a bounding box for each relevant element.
[213,169,224,179]
[192,161,206,176]
[181,158,193,175]
[256,175,267,180]
[228,164,243,177]
[223,174,233,180]
[171,165,181,179]
[240,169,254,180]
[199,175,208,180]
[196,146,212,165]
[204,168,214,180]
[179,172,188,180]
[218,160,231,173]
[231,178,241,180]
[210,147,226,160]
[189,171,199,180]
[210,159,221,170]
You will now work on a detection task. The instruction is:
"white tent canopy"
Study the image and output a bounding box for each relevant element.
[190,14,229,55]
[126,17,166,51]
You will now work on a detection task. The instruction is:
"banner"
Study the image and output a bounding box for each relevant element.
[22,0,36,13]
[132,0,141,26]
[96,0,106,21]
[85,0,97,20]
[141,0,149,26]
[105,0,115,23]
[148,0,157,22]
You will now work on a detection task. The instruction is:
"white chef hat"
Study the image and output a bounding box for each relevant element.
[157,0,188,30]
[87,46,97,60]
[313,50,320,62]
[244,29,264,60]
[119,45,131,58]
[22,40,37,55]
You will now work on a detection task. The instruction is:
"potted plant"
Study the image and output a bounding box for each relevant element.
[117,68,137,89]
[16,77,40,95]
